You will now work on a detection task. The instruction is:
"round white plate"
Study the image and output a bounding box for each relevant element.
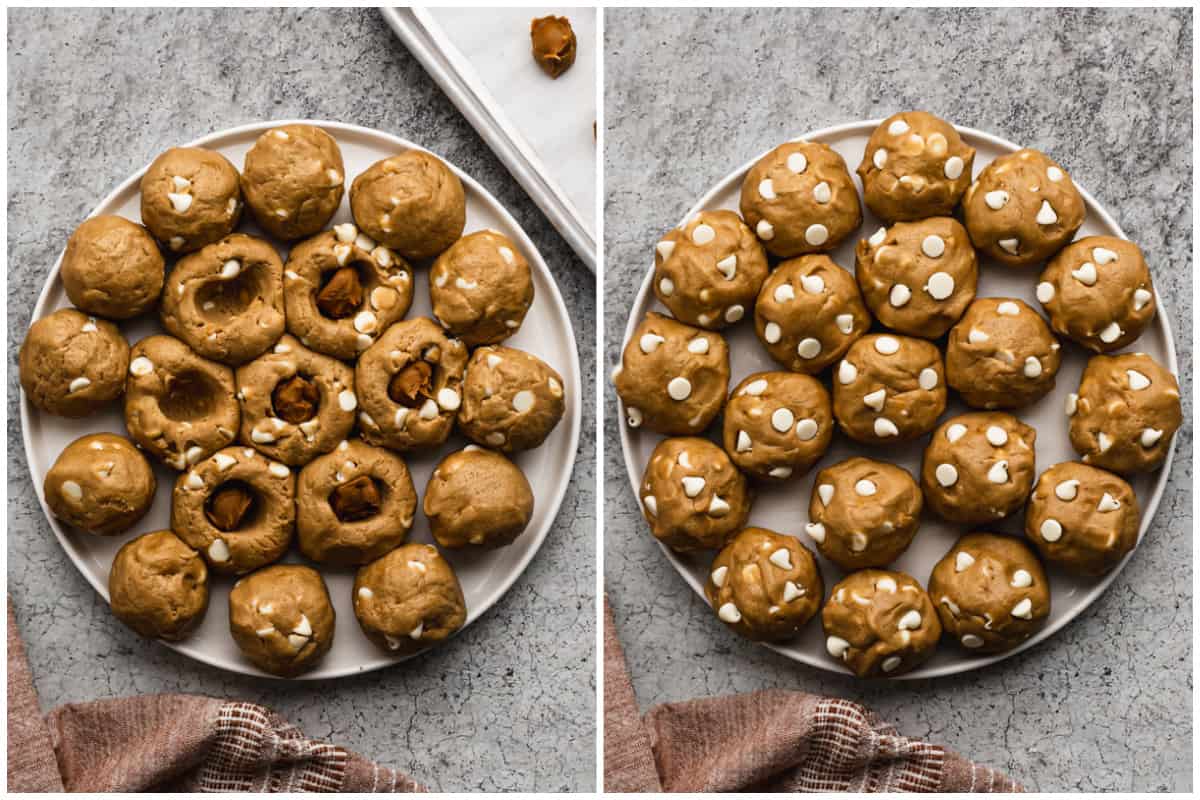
[618,120,1178,679]
[22,120,582,680]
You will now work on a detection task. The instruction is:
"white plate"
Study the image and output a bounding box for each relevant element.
[618,121,1178,679]
[21,120,582,680]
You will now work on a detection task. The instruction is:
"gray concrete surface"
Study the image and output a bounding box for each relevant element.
[7,8,594,792]
[604,8,1191,792]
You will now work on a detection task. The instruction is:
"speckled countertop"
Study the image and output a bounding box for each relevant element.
[7,8,594,792]
[604,8,1191,792]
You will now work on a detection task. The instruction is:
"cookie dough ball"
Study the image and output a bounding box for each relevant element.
[530,15,577,78]
[172,446,294,575]
[20,309,129,417]
[424,446,534,549]
[1068,352,1181,474]
[124,335,239,470]
[754,254,870,374]
[945,298,1061,410]
[822,570,940,678]
[140,147,242,254]
[458,345,565,452]
[283,225,413,360]
[1026,462,1138,576]
[229,564,334,677]
[235,335,356,466]
[354,544,467,656]
[356,317,469,452]
[61,215,164,319]
[429,230,533,346]
[704,527,823,642]
[928,532,1050,653]
[44,433,155,535]
[350,151,466,260]
[962,148,1085,267]
[739,140,862,258]
[833,334,946,444]
[1037,236,1156,352]
[807,457,922,570]
[855,217,977,338]
[296,439,415,565]
[109,530,208,641]
[160,234,285,365]
[639,437,752,552]
[921,413,1037,525]
[721,371,833,482]
[241,124,345,240]
[613,312,729,435]
[857,111,976,223]
[652,210,769,330]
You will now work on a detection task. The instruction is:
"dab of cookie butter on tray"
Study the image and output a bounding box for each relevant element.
[531,15,577,78]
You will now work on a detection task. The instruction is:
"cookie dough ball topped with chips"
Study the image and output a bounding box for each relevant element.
[61,215,164,320]
[20,308,129,418]
[613,312,729,435]
[806,457,922,571]
[1068,352,1181,474]
[753,254,870,374]
[945,298,1061,410]
[921,412,1036,524]
[229,564,335,677]
[855,217,978,338]
[424,446,534,549]
[928,532,1050,653]
[721,372,833,482]
[1037,236,1156,352]
[739,140,862,258]
[429,229,534,346]
[354,544,467,656]
[241,124,345,241]
[833,334,946,444]
[652,210,769,330]
[822,570,941,678]
[44,433,156,536]
[638,437,752,552]
[458,345,565,452]
[140,147,243,254]
[1025,462,1139,576]
[109,530,209,641]
[704,527,823,642]
[962,148,1085,267]
[350,150,466,260]
[856,111,976,222]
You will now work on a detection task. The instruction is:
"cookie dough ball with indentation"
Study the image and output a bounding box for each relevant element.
[855,217,977,338]
[44,433,155,535]
[350,151,466,260]
[740,140,862,258]
[945,298,1061,410]
[425,446,534,549]
[297,439,416,565]
[1068,352,1181,474]
[921,413,1036,525]
[652,210,769,330]
[229,564,334,677]
[858,111,975,223]
[458,345,565,452]
[928,532,1050,653]
[962,148,1085,267]
[705,527,823,642]
[354,543,467,656]
[639,437,752,552]
[140,147,243,255]
[124,335,239,470]
[822,570,940,678]
[1025,462,1139,576]
[20,309,129,418]
[61,215,164,319]
[241,124,345,240]
[833,334,946,444]
[754,254,870,374]
[172,446,294,575]
[531,15,577,78]
[109,530,209,641]
[1037,236,1156,352]
[613,312,729,435]
[429,230,534,345]
[806,457,922,570]
[721,372,832,482]
[284,225,413,361]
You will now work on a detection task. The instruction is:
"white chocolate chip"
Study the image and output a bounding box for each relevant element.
[946,423,967,443]
[921,235,945,258]
[642,495,657,516]
[898,609,922,630]
[962,634,984,648]
[1040,518,1063,542]
[667,377,692,401]
[984,190,1009,210]
[1052,479,1079,501]
[67,376,92,393]
[804,522,826,544]
[889,284,911,307]
[797,338,821,359]
[987,460,1009,484]
[773,283,795,303]
[1036,200,1058,225]
[837,361,857,384]
[169,236,185,251]
[208,539,230,562]
[804,224,829,246]
[1047,166,1064,182]
[498,246,516,265]
[336,390,357,412]
[800,274,824,294]
[854,479,877,497]
[763,322,782,344]
[436,387,461,411]
[835,314,854,335]
[59,480,83,502]
[756,219,775,240]
[655,240,675,261]
[1127,369,1150,391]
[812,181,832,204]
[214,453,237,472]
[742,379,768,397]
[874,418,899,437]
[1036,282,1055,304]
[710,565,728,588]
[626,407,643,428]
[787,152,808,173]
[968,328,989,344]
[512,390,535,413]
[795,418,818,440]
[715,255,737,280]
[863,389,886,412]
[419,398,439,420]
[874,336,899,355]
[1140,428,1164,447]
[771,407,794,432]
[826,636,851,659]
[1065,393,1078,416]
[868,227,887,247]
[1023,356,1043,378]
[935,463,958,487]
[1071,262,1098,285]
[1134,288,1153,311]
[692,223,717,244]
[873,149,888,169]
[955,552,975,572]
[681,476,706,498]
[639,333,665,354]
[658,277,674,296]
[129,356,154,377]
[998,238,1019,255]
[1099,322,1122,344]
[757,178,776,201]
[725,305,745,323]
[985,426,1009,447]
[167,192,193,213]
[881,656,902,673]
[995,301,1020,317]
[1011,598,1033,619]
[888,119,910,136]
[918,368,938,391]
[1097,432,1113,452]
[736,430,752,452]
[1093,247,1118,265]
[718,602,742,624]
[925,272,955,300]
[708,495,730,516]
[944,156,964,180]
[1098,492,1121,512]
[768,548,793,570]
[818,484,834,506]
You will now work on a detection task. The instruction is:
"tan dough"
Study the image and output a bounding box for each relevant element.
[241,124,345,240]
[109,530,208,642]
[638,437,752,552]
[350,151,466,260]
[19,308,129,418]
[229,564,334,677]
[921,412,1037,524]
[821,570,941,678]
[140,146,242,254]
[945,298,1061,409]
[833,334,946,444]
[44,433,155,536]
[354,544,467,656]
[458,345,565,452]
[61,215,164,319]
[721,371,833,482]
[429,230,534,346]
[807,457,922,570]
[424,446,534,549]
[1025,462,1139,576]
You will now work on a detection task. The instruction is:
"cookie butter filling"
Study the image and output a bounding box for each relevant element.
[389,361,434,407]
[205,480,257,531]
[329,475,382,522]
[316,264,366,319]
[272,374,320,423]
